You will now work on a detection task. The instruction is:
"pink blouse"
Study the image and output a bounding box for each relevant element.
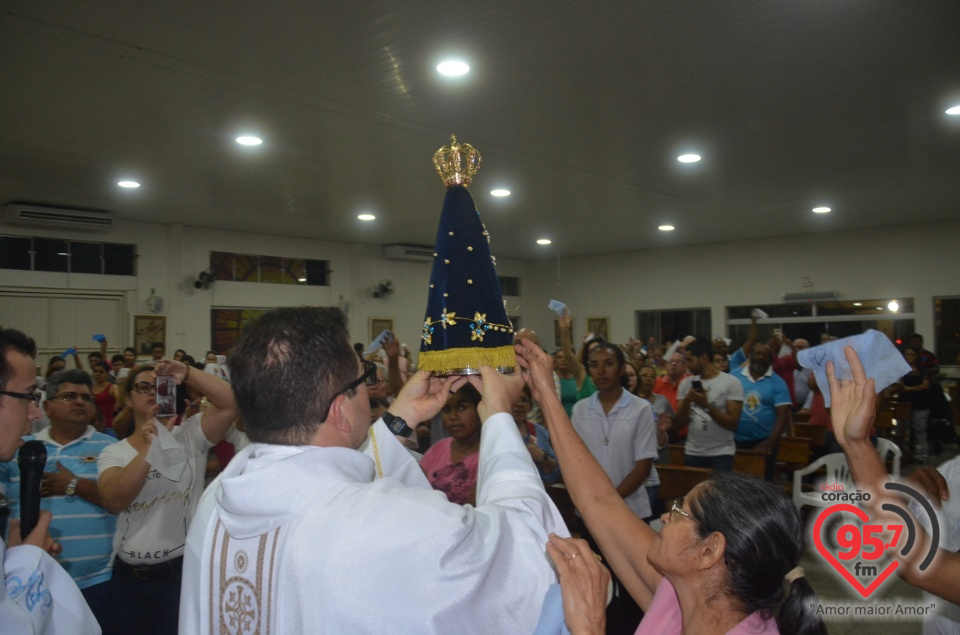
[419,437,479,505]
[636,578,778,635]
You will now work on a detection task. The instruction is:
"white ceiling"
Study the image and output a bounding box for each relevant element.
[1,1,959,260]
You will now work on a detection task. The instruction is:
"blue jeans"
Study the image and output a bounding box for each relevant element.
[685,453,734,472]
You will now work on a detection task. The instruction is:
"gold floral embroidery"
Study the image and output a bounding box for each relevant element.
[420,310,513,345]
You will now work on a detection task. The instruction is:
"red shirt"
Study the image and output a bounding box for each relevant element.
[653,374,689,411]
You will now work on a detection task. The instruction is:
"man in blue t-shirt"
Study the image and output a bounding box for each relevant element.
[730,343,791,481]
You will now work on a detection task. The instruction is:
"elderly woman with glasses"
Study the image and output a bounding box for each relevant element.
[96,360,239,635]
[515,340,826,635]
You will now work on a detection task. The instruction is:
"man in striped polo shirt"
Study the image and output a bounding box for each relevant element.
[0,368,117,634]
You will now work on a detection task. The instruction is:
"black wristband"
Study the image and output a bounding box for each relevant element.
[383,411,414,438]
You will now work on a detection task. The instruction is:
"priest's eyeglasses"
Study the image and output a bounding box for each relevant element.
[0,389,43,407]
[322,360,378,421]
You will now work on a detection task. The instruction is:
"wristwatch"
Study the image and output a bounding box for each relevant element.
[382,411,414,438]
[65,478,78,497]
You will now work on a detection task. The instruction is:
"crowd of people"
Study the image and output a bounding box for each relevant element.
[0,311,956,634]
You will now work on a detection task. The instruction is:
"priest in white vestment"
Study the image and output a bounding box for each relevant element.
[179,307,568,635]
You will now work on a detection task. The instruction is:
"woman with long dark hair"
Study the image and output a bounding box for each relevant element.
[516,339,826,635]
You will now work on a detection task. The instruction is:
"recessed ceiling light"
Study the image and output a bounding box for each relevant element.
[536,238,552,245]
[357,214,376,221]
[946,105,960,115]
[236,135,263,146]
[812,206,831,214]
[298,277,307,283]
[677,154,701,163]
[888,300,899,312]
[437,60,469,76]
[117,180,140,188]
[853,302,862,306]
[875,306,883,310]
[490,189,511,197]
[658,225,675,232]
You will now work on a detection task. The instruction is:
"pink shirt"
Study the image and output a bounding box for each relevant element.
[635,578,778,635]
[419,437,479,505]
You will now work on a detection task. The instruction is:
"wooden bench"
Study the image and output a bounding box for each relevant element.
[876,401,911,447]
[667,444,685,466]
[733,448,769,478]
[656,464,714,503]
[776,436,812,492]
[792,423,827,450]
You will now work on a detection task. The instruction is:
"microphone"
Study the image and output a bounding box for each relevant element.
[18,440,47,540]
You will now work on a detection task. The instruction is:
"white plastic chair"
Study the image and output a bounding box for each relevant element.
[874,437,902,479]
[793,453,853,513]
[793,442,902,513]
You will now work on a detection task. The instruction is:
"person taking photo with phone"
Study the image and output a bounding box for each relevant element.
[97,360,238,635]
[674,338,744,472]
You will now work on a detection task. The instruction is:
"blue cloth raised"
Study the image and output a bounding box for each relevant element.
[798,329,910,407]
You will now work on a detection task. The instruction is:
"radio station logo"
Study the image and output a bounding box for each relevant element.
[813,482,940,598]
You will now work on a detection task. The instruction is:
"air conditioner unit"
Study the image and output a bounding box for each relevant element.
[383,243,435,263]
[783,291,839,303]
[2,203,113,231]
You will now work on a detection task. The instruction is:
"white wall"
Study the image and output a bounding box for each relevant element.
[2,218,957,359]
[0,219,528,360]
[521,220,960,346]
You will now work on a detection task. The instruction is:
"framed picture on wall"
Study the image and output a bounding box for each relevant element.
[370,317,394,343]
[586,317,609,342]
[133,315,166,355]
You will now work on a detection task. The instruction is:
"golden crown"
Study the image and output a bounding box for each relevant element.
[433,134,482,188]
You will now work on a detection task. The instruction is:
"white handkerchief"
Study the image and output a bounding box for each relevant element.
[547,299,568,316]
[798,329,910,407]
[146,419,188,481]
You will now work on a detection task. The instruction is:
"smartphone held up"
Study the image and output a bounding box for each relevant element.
[156,375,177,417]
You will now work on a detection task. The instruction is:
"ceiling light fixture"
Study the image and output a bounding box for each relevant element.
[946,105,960,115]
[236,135,263,146]
[490,189,511,197]
[853,302,862,306]
[812,206,831,214]
[298,277,307,283]
[117,180,140,188]
[357,214,376,221]
[658,225,675,231]
[677,154,701,163]
[536,238,552,245]
[888,300,899,312]
[437,60,469,76]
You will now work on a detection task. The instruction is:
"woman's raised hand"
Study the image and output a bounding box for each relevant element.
[514,338,555,403]
[826,346,877,448]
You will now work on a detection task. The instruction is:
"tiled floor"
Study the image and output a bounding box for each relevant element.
[802,444,959,634]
